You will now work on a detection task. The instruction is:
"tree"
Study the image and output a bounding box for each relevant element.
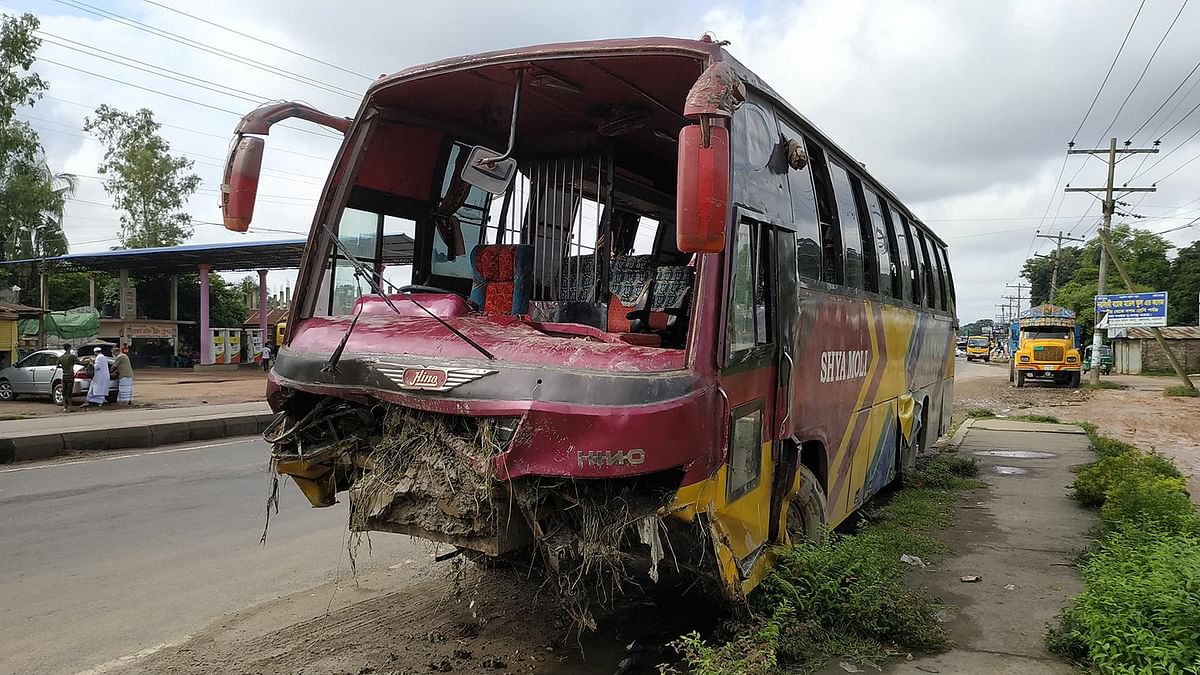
[0,14,73,263]
[83,105,200,248]
[1168,242,1200,326]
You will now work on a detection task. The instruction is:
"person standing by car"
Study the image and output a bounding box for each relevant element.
[85,347,110,407]
[111,344,134,405]
[262,343,272,371]
[55,344,79,411]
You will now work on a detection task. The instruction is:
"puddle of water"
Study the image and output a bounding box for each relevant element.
[993,465,1028,475]
[973,449,1057,459]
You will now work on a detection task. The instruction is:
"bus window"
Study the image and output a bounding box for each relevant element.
[929,238,948,311]
[430,143,492,282]
[886,205,912,303]
[727,219,772,356]
[915,228,939,310]
[866,190,897,298]
[850,177,879,294]
[778,122,821,280]
[805,143,842,285]
[897,211,922,304]
[939,245,956,309]
[828,162,864,290]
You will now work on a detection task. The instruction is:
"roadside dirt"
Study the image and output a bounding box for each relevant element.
[128,555,721,675]
[954,360,1200,502]
[0,368,267,418]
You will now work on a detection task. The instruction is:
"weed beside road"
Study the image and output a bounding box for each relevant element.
[1164,384,1199,397]
[1047,423,1200,673]
[666,455,983,674]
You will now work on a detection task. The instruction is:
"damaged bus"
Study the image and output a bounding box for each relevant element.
[222,35,956,618]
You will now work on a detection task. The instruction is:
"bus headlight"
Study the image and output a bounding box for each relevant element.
[1066,356,1077,363]
[1019,356,1030,363]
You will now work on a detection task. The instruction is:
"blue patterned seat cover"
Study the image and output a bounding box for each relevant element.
[558,255,598,302]
[609,255,653,305]
[650,266,694,312]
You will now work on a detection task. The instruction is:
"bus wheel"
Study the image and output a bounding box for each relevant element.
[1069,372,1081,388]
[1016,371,1026,388]
[785,465,827,545]
[1009,363,1015,383]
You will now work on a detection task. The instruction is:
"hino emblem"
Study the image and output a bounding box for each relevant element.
[375,364,497,392]
[576,448,646,469]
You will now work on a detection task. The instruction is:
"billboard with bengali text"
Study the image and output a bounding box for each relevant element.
[1094,292,1168,328]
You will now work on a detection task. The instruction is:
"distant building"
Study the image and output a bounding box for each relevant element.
[1109,326,1200,374]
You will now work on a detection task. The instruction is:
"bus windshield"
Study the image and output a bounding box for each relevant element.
[968,337,989,347]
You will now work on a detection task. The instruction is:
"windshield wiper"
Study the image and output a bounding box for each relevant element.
[319,223,493,372]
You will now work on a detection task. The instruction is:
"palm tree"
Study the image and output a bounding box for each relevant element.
[31,163,75,258]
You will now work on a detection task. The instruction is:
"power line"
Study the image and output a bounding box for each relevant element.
[37,31,264,105]
[1131,125,1200,181]
[136,0,374,83]
[53,0,360,100]
[1093,0,1190,143]
[1127,59,1200,142]
[32,58,340,141]
[1070,0,1147,143]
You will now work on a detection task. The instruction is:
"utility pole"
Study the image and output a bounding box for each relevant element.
[1066,138,1157,384]
[1006,283,1030,310]
[1034,231,1086,300]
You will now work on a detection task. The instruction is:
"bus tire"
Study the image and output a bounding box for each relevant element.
[785,465,827,545]
[1069,371,1081,388]
[1009,363,1015,383]
[1016,371,1026,388]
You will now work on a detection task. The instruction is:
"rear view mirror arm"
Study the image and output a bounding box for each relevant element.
[480,68,525,167]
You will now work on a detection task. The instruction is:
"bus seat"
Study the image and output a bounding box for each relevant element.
[628,265,694,346]
[559,254,598,302]
[606,255,654,333]
[469,244,533,315]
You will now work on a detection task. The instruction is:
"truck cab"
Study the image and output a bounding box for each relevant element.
[1011,304,1081,388]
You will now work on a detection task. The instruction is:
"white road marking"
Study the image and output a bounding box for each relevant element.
[0,439,252,474]
[73,637,188,675]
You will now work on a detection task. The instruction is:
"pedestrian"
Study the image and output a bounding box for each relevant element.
[262,342,272,371]
[111,344,134,405]
[55,343,79,412]
[85,347,110,407]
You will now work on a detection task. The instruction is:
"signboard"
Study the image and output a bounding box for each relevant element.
[1094,292,1168,328]
[121,286,136,320]
[124,322,175,339]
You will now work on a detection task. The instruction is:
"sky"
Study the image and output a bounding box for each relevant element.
[8,0,1200,322]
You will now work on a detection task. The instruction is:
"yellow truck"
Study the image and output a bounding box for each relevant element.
[965,336,992,362]
[1010,303,1082,388]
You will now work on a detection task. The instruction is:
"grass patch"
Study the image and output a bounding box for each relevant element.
[1009,414,1061,424]
[1164,385,1199,397]
[965,408,996,418]
[1081,381,1128,391]
[668,455,981,674]
[1047,426,1200,673]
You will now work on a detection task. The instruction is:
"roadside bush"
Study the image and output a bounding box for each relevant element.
[905,453,983,491]
[1049,531,1200,673]
[1072,448,1182,508]
[965,408,995,418]
[1050,426,1200,673]
[1013,413,1060,423]
[1164,385,1199,397]
[1100,474,1198,536]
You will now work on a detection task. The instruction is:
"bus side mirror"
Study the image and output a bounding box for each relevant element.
[221,136,265,233]
[676,123,730,253]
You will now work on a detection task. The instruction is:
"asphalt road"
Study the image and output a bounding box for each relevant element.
[0,437,423,675]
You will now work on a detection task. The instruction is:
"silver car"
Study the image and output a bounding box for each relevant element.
[0,349,115,405]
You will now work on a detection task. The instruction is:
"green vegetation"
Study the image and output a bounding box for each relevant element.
[965,408,996,418]
[1048,425,1200,673]
[1082,381,1128,391]
[1164,385,1199,398]
[1010,414,1061,424]
[668,455,982,674]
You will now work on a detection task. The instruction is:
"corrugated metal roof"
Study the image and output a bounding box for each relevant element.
[242,308,289,326]
[1112,326,1200,340]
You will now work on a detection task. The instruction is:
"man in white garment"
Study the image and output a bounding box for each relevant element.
[86,347,110,406]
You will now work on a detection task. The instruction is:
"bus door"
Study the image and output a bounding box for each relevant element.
[712,213,795,586]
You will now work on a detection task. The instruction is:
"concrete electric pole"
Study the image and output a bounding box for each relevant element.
[1065,138,1157,384]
